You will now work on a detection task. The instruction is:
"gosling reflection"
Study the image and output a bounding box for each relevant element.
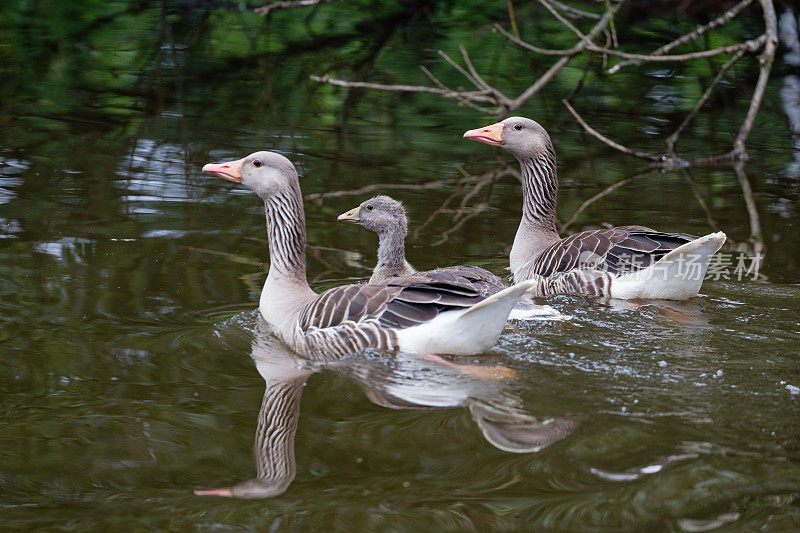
[195,320,575,499]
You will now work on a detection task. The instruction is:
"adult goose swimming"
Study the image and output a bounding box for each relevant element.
[202,151,536,357]
[463,117,726,300]
[337,194,562,320]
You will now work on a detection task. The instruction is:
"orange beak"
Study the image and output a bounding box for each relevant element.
[194,487,233,497]
[463,122,504,146]
[202,158,245,183]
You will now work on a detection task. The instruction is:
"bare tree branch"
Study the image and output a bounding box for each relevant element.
[311,0,775,168]
[732,0,778,158]
[305,172,492,203]
[255,0,335,16]
[432,204,488,246]
[493,24,576,56]
[309,74,497,104]
[437,49,484,90]
[315,0,623,115]
[608,0,755,73]
[419,66,496,113]
[597,35,765,65]
[551,0,601,19]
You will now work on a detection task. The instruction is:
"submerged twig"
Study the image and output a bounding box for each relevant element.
[562,99,661,162]
[665,49,746,155]
[304,173,488,203]
[680,169,719,231]
[559,170,653,233]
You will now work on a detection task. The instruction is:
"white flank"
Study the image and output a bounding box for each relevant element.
[610,232,727,300]
[396,279,537,355]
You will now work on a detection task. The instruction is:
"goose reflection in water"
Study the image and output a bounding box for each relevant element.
[195,319,576,499]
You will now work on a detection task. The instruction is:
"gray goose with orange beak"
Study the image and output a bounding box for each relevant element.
[203,151,537,357]
[464,117,726,300]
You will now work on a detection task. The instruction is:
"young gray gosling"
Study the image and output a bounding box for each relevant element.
[338,195,564,321]
[338,195,415,283]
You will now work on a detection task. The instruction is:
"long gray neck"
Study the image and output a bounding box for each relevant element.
[260,185,316,338]
[376,227,408,270]
[264,185,308,283]
[368,224,415,283]
[510,146,561,275]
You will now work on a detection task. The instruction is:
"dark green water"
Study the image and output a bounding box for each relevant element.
[1,1,799,530]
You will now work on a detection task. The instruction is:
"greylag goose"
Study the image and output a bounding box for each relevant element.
[202,151,536,356]
[337,195,415,283]
[337,194,563,320]
[463,117,727,300]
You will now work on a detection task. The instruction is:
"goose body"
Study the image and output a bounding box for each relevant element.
[203,151,533,357]
[337,195,562,320]
[464,118,726,300]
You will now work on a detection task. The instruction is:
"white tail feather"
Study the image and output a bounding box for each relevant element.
[396,280,536,355]
[610,231,727,300]
[460,279,537,318]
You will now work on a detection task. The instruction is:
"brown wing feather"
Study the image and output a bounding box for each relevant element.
[531,227,696,278]
[298,269,489,335]
[424,265,507,298]
[296,267,512,357]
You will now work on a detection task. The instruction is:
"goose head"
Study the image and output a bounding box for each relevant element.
[463,117,552,160]
[202,150,299,200]
[337,195,408,237]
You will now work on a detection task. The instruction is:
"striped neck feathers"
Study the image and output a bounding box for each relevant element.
[519,145,559,230]
[264,185,308,283]
[510,147,561,272]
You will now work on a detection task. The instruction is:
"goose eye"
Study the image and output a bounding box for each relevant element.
[513,123,523,131]
[253,159,263,167]
[365,205,374,211]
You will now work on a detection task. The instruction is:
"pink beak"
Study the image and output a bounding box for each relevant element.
[463,122,504,146]
[202,158,245,183]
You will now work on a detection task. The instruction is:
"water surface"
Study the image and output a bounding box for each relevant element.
[1,1,799,529]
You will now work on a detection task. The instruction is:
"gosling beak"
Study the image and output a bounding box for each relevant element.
[194,487,233,497]
[202,158,245,183]
[337,207,361,223]
[463,122,504,146]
